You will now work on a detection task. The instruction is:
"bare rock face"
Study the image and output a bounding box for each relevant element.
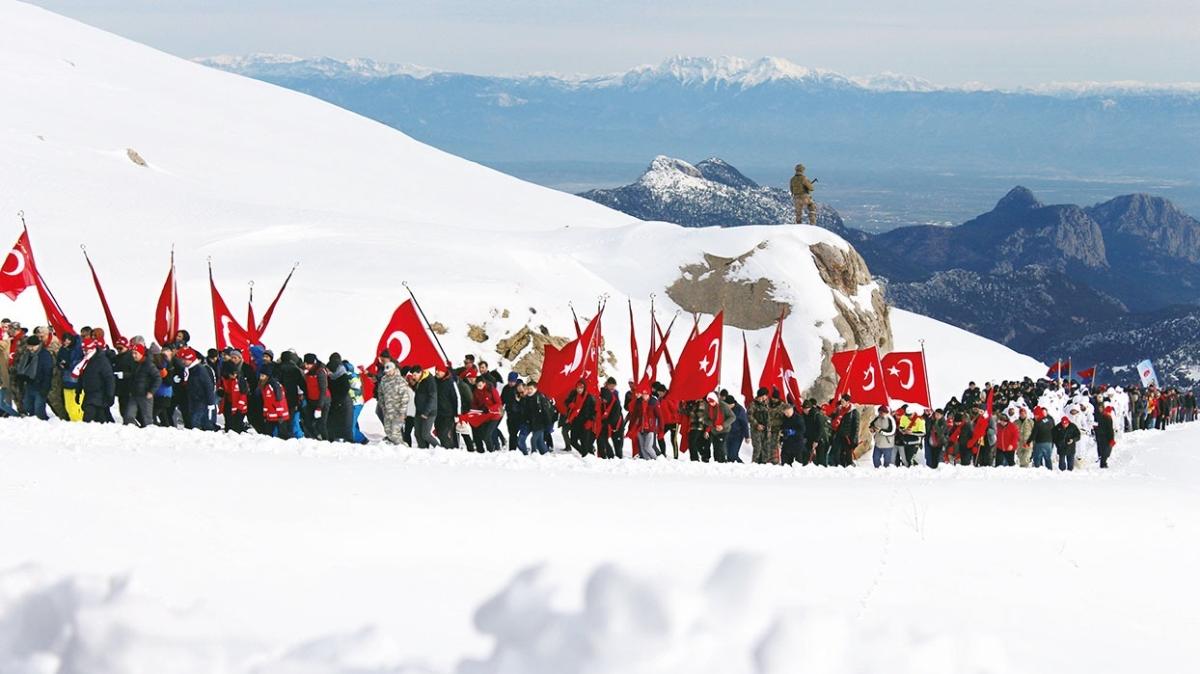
[498,326,571,379]
[666,239,892,403]
[126,148,147,167]
[807,241,893,402]
[666,244,790,330]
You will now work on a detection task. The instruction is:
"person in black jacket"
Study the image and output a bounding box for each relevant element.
[19,336,54,420]
[1030,408,1056,470]
[276,351,305,437]
[112,338,133,418]
[184,349,218,430]
[779,404,808,466]
[831,395,860,466]
[1053,416,1081,471]
[434,365,461,449]
[326,353,354,443]
[563,380,597,456]
[597,379,623,459]
[409,367,440,448]
[1095,406,1116,469]
[122,344,160,427]
[501,372,523,451]
[78,340,116,423]
[518,380,555,455]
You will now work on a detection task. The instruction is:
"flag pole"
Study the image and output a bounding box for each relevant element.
[402,281,451,366]
[1092,364,1098,389]
[919,338,933,410]
[169,246,177,341]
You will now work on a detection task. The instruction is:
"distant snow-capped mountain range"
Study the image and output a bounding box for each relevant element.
[195,54,1200,96]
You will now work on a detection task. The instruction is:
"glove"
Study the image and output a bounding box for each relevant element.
[1109,440,1116,447]
[173,376,182,384]
[115,372,124,380]
[314,409,322,419]
[208,405,216,413]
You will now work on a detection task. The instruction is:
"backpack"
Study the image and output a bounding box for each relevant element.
[16,350,38,382]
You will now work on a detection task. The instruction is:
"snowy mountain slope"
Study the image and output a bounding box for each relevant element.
[1,415,1196,673]
[0,0,888,391]
[891,309,1047,405]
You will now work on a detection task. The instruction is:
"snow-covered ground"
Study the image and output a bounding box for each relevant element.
[1,416,1196,673]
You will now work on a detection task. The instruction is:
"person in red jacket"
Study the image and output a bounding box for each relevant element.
[967,411,990,466]
[220,362,249,434]
[258,365,293,439]
[468,377,502,452]
[626,386,661,460]
[995,414,1020,466]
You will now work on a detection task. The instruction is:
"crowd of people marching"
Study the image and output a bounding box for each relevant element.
[2,316,1194,470]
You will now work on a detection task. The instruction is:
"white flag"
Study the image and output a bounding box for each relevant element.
[1136,359,1160,388]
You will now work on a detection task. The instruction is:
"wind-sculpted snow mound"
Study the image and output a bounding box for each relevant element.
[0,556,1010,674]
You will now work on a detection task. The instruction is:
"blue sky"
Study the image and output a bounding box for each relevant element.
[31,0,1200,86]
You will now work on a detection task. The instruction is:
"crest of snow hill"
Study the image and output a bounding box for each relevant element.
[581,157,1200,386]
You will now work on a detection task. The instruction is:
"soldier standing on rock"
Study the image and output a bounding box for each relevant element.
[789,163,817,224]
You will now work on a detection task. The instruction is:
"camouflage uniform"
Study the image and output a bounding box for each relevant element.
[748,398,782,464]
[789,164,817,225]
[376,368,412,445]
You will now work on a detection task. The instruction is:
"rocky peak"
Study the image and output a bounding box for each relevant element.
[640,155,703,183]
[1087,193,1200,263]
[695,157,760,190]
[993,186,1043,213]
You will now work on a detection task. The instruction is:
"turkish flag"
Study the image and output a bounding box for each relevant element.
[663,312,723,408]
[1077,367,1096,380]
[740,332,754,408]
[539,311,602,413]
[758,319,803,404]
[210,270,251,352]
[154,257,179,346]
[628,301,640,384]
[880,351,930,407]
[0,231,38,300]
[844,346,889,406]
[375,299,448,371]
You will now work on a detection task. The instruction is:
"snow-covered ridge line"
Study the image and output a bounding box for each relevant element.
[195,53,1200,95]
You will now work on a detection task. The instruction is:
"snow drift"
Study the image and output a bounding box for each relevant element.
[1,416,1197,673]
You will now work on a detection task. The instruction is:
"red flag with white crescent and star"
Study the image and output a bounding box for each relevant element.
[662,311,724,410]
[154,252,179,346]
[539,310,602,413]
[757,317,803,404]
[880,350,931,407]
[845,346,890,407]
[209,267,251,353]
[0,231,38,301]
[374,299,448,371]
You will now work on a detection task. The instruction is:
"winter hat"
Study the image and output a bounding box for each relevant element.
[179,347,198,363]
[303,353,318,365]
[756,387,768,397]
[131,344,146,357]
[1061,416,1071,424]
[508,371,520,383]
[1104,406,1114,415]
[24,335,40,347]
[81,338,99,351]
[206,348,220,360]
[705,392,718,403]
[115,337,129,349]
[259,364,275,379]
[462,366,479,380]
[1033,407,1045,419]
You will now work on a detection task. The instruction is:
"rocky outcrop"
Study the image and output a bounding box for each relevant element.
[666,239,892,402]
[494,325,571,379]
[807,242,892,402]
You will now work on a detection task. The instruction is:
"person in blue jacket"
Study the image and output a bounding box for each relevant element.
[723,392,749,463]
